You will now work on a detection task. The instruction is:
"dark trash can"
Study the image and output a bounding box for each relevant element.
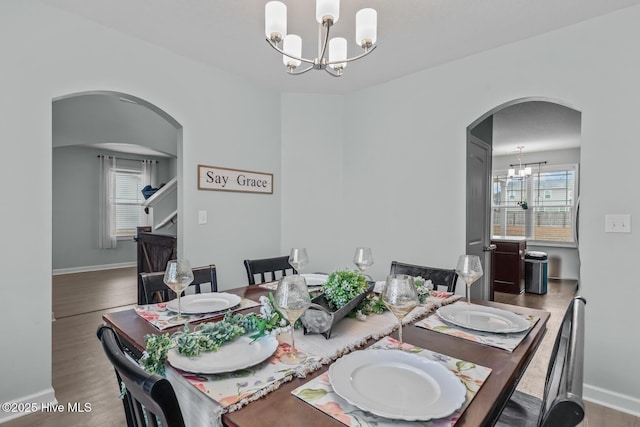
[525,251,548,294]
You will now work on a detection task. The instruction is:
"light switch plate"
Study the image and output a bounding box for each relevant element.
[198,210,208,225]
[605,214,631,233]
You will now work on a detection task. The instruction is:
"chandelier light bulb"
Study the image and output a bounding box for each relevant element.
[329,37,347,70]
[265,1,287,42]
[355,8,377,48]
[316,0,340,25]
[282,34,302,68]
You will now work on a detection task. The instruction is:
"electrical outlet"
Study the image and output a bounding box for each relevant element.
[198,210,208,225]
[605,214,631,233]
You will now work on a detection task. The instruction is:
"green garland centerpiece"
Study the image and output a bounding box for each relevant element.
[140,294,287,376]
[322,269,386,320]
[322,269,370,310]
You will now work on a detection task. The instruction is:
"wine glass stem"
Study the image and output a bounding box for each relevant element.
[178,292,183,318]
[466,282,470,304]
[397,320,403,349]
[290,325,297,356]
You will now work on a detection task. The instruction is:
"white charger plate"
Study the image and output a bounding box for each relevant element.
[301,273,329,287]
[329,349,466,421]
[166,292,241,314]
[167,335,278,374]
[437,303,531,333]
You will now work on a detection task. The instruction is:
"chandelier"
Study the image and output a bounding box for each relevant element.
[264,0,377,77]
[508,146,532,178]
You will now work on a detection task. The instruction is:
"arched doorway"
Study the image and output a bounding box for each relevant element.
[466,97,581,301]
[51,90,182,315]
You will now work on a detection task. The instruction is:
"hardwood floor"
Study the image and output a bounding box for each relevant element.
[4,271,638,426]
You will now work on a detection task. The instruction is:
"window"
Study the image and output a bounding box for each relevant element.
[492,164,578,245]
[113,168,145,237]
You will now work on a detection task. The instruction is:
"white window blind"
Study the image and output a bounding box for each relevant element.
[113,169,144,236]
[492,164,578,245]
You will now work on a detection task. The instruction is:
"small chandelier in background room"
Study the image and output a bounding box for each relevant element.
[508,146,532,178]
[264,0,377,77]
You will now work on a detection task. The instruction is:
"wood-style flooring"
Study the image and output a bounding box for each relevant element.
[4,270,639,426]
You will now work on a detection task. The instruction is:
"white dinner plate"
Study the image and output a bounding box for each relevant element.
[166,292,241,314]
[329,350,466,421]
[167,335,279,374]
[437,303,531,333]
[301,273,329,287]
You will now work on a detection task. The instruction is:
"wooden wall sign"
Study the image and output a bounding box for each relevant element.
[197,164,273,194]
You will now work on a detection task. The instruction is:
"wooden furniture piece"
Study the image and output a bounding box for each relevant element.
[103,285,549,427]
[390,260,459,293]
[491,237,526,294]
[97,325,185,427]
[135,226,177,304]
[140,265,219,305]
[497,296,586,427]
[243,255,296,285]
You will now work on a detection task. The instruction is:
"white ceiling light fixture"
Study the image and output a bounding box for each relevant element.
[265,0,377,77]
[508,146,532,178]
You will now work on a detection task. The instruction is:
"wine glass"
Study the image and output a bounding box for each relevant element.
[380,274,419,350]
[274,275,312,364]
[163,259,194,322]
[288,248,309,274]
[455,255,483,304]
[353,247,374,273]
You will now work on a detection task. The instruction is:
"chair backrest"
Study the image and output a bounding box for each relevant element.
[243,256,296,285]
[97,325,185,427]
[390,261,458,293]
[140,264,218,304]
[539,296,586,427]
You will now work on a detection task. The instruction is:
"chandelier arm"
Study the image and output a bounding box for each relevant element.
[288,65,315,76]
[265,39,315,65]
[324,68,343,78]
[318,22,330,62]
[325,45,378,66]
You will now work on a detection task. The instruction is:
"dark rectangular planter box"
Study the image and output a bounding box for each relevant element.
[300,282,374,339]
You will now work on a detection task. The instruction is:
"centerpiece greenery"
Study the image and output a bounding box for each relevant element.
[322,269,371,310]
[140,294,286,376]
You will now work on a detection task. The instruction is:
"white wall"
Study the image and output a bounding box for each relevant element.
[0,0,281,415]
[323,8,639,414]
[280,93,346,273]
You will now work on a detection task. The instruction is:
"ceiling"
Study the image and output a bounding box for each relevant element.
[492,101,581,156]
[42,1,623,154]
[41,0,640,95]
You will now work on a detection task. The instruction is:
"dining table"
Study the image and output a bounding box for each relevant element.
[102,284,550,427]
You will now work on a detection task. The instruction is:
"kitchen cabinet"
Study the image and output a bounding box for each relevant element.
[491,237,526,294]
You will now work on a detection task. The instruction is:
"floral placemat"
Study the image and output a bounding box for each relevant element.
[414,302,539,352]
[174,337,322,411]
[134,298,261,330]
[291,336,492,426]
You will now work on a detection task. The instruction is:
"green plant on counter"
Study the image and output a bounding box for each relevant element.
[322,269,370,310]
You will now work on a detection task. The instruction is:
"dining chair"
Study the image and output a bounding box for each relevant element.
[96,325,186,427]
[140,264,218,304]
[243,256,297,285]
[496,296,586,427]
[389,261,458,293]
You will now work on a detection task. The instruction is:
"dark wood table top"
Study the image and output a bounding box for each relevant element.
[103,286,550,427]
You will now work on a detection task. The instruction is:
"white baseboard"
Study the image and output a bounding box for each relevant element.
[52,262,136,276]
[584,383,640,417]
[0,388,57,423]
